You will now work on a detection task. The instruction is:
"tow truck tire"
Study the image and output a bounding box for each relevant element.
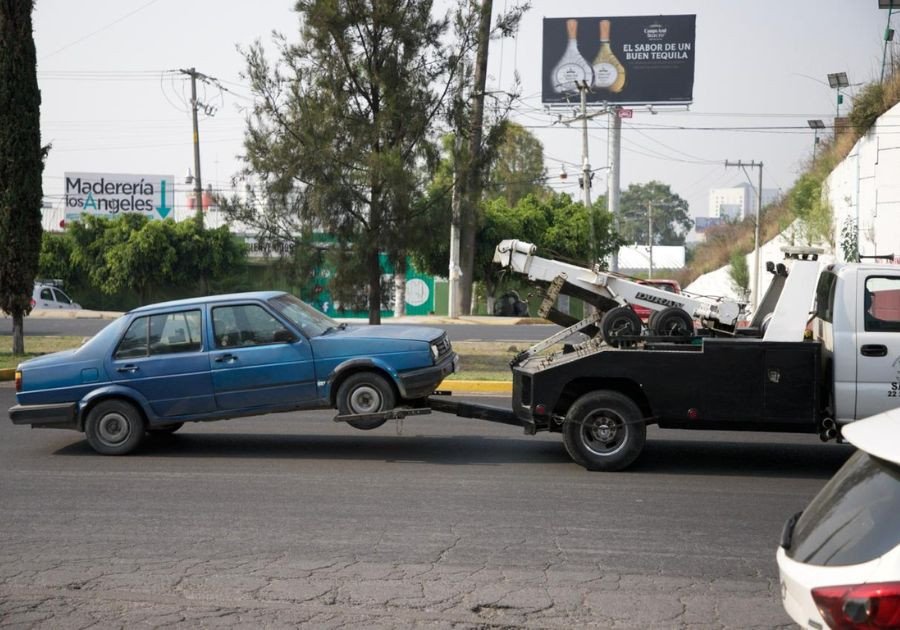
[600,306,642,347]
[85,399,146,455]
[562,391,646,471]
[337,372,396,430]
[651,306,694,338]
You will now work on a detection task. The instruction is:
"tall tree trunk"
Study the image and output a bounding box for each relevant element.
[367,246,382,325]
[393,257,407,318]
[12,313,24,355]
[459,0,492,316]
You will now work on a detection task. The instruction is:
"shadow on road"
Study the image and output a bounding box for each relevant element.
[635,437,853,479]
[52,430,854,477]
[54,432,571,466]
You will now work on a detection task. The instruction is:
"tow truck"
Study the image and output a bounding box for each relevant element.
[340,241,900,471]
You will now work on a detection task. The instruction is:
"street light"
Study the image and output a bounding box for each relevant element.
[827,72,849,117]
[807,119,825,165]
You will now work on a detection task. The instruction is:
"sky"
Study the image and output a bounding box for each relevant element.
[32,0,894,231]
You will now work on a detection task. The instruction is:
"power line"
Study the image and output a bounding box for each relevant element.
[39,0,164,60]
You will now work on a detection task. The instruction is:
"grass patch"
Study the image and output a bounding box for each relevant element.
[445,341,521,381]
[0,336,85,370]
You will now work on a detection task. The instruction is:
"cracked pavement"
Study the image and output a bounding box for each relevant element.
[0,386,852,628]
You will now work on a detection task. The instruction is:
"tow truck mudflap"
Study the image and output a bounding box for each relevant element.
[333,396,522,428]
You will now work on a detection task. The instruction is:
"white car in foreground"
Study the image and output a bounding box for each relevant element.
[777,409,900,629]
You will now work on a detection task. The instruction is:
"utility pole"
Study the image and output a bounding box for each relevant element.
[608,107,622,272]
[179,68,205,223]
[725,160,764,311]
[560,81,605,268]
[647,200,653,279]
[579,82,595,266]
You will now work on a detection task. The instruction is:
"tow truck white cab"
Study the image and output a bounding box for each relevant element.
[402,243,900,472]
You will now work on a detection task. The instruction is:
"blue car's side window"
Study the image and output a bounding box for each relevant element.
[115,316,149,359]
[212,304,294,348]
[149,310,203,355]
[114,310,204,359]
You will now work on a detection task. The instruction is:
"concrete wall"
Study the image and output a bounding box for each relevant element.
[825,101,900,263]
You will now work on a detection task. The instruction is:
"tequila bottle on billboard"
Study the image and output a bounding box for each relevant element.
[551,19,592,94]
[592,19,626,93]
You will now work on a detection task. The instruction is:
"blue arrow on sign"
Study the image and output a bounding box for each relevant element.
[156,179,172,218]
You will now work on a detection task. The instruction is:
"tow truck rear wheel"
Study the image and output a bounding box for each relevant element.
[562,391,646,471]
[600,306,642,347]
[337,371,396,430]
[651,306,694,338]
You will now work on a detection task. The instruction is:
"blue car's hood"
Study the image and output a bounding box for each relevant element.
[325,324,444,343]
[309,324,444,360]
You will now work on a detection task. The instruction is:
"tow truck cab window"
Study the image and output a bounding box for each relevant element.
[864,276,900,332]
[814,270,837,323]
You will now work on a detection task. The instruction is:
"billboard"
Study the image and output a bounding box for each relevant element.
[542,15,696,105]
[64,172,175,223]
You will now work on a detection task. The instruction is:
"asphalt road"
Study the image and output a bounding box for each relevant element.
[0,384,853,628]
[3,316,559,343]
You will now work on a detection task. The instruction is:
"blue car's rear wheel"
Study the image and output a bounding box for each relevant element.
[337,372,396,430]
[85,400,146,455]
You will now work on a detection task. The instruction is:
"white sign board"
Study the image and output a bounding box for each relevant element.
[65,172,175,222]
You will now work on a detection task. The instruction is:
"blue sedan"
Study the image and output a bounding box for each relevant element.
[9,292,457,455]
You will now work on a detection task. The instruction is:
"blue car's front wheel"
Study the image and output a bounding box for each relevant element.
[337,372,396,430]
[85,399,146,455]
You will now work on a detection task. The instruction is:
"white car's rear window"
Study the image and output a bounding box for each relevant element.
[787,450,900,566]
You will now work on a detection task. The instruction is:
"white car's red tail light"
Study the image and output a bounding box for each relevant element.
[812,582,900,629]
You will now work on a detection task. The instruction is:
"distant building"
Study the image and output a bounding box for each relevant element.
[708,183,779,221]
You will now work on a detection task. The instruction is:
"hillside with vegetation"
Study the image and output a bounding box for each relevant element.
[676,65,900,287]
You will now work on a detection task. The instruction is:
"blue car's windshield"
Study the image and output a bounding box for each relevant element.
[268,294,339,337]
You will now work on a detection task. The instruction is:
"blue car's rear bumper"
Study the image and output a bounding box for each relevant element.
[9,402,79,430]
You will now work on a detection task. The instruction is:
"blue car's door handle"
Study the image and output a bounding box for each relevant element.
[214,354,237,364]
[116,365,139,374]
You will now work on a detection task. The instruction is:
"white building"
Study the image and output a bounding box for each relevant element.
[708,183,779,221]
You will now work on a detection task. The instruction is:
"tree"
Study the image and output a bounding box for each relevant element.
[450,0,528,316]
[728,250,749,299]
[0,0,44,354]
[486,122,547,206]
[238,1,451,324]
[618,181,693,246]
[173,221,247,296]
[473,192,621,310]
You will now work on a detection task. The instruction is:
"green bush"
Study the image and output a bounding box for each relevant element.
[849,82,885,135]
